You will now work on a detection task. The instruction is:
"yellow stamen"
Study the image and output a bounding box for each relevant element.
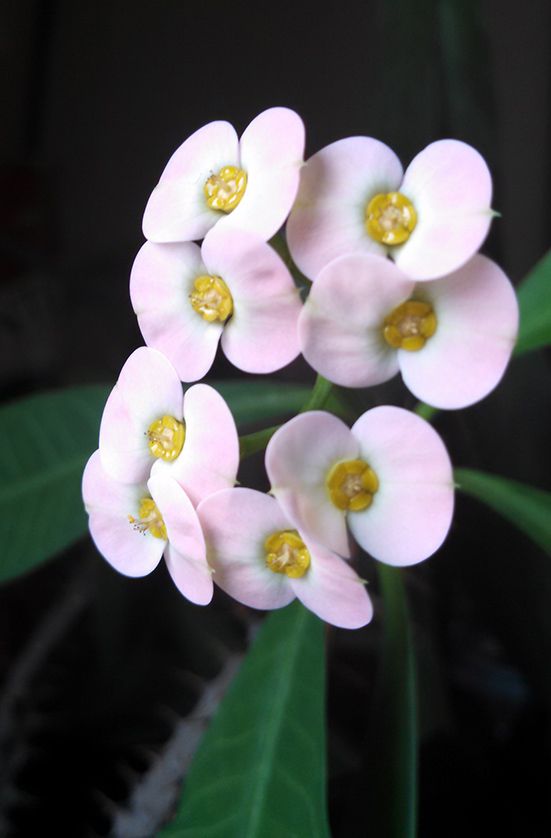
[264,530,311,579]
[365,191,417,245]
[128,497,167,540]
[204,165,247,213]
[190,275,233,323]
[383,299,437,352]
[146,415,185,461]
[326,459,379,512]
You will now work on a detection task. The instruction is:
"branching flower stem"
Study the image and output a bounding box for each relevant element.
[239,375,334,459]
[240,385,440,461]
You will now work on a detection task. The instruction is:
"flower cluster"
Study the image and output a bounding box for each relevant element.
[83,107,518,630]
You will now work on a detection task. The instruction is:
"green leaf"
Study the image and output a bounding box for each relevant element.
[368,565,417,838]
[0,385,110,583]
[515,249,551,355]
[160,601,330,838]
[455,467,551,555]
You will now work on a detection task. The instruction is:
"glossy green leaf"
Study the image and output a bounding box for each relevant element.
[368,565,417,838]
[455,467,551,555]
[0,379,317,584]
[0,385,110,583]
[160,601,330,838]
[515,249,551,355]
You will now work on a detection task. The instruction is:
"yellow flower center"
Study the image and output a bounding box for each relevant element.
[128,497,167,540]
[146,415,185,461]
[190,275,234,323]
[204,165,247,213]
[264,530,311,579]
[383,299,437,352]
[326,458,379,512]
[365,191,417,245]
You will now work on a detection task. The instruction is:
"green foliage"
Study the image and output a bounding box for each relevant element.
[0,379,314,585]
[0,386,110,583]
[368,565,417,838]
[160,601,330,838]
[515,249,551,355]
[455,468,551,555]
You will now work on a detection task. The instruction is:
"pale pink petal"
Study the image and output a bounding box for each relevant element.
[201,227,302,373]
[148,473,213,605]
[399,255,519,409]
[197,489,296,610]
[164,545,213,606]
[290,538,373,629]
[265,412,359,556]
[395,140,493,280]
[130,240,222,382]
[348,407,454,566]
[153,383,239,505]
[287,137,403,280]
[239,107,305,172]
[99,347,184,483]
[219,107,305,240]
[142,121,239,242]
[299,253,414,387]
[82,451,164,577]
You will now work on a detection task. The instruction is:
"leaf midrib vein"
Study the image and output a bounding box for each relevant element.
[239,606,310,837]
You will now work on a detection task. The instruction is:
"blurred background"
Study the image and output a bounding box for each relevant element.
[1,1,550,835]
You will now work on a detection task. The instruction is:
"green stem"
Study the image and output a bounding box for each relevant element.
[370,564,418,837]
[414,401,438,422]
[299,374,334,413]
[239,424,280,459]
[239,375,335,459]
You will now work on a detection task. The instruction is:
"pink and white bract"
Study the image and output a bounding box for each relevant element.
[265,408,454,565]
[197,488,373,629]
[287,137,493,281]
[130,226,302,382]
[99,347,239,501]
[299,252,519,409]
[82,452,213,605]
[142,107,305,243]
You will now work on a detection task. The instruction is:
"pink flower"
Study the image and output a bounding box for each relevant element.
[197,488,373,629]
[99,347,239,501]
[142,107,305,243]
[82,452,213,605]
[265,408,454,565]
[286,137,493,281]
[299,253,518,409]
[130,226,302,382]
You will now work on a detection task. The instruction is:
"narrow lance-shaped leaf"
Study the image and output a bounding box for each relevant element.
[515,248,551,355]
[455,467,551,555]
[0,386,110,583]
[0,380,316,584]
[160,601,330,838]
[367,564,417,838]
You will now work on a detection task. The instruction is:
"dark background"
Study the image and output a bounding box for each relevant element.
[1,1,550,836]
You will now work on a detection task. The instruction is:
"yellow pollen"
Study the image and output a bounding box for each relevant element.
[383,299,437,352]
[326,458,379,512]
[146,415,185,461]
[128,497,167,540]
[264,530,311,579]
[190,274,234,323]
[204,165,247,212]
[365,191,417,245]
